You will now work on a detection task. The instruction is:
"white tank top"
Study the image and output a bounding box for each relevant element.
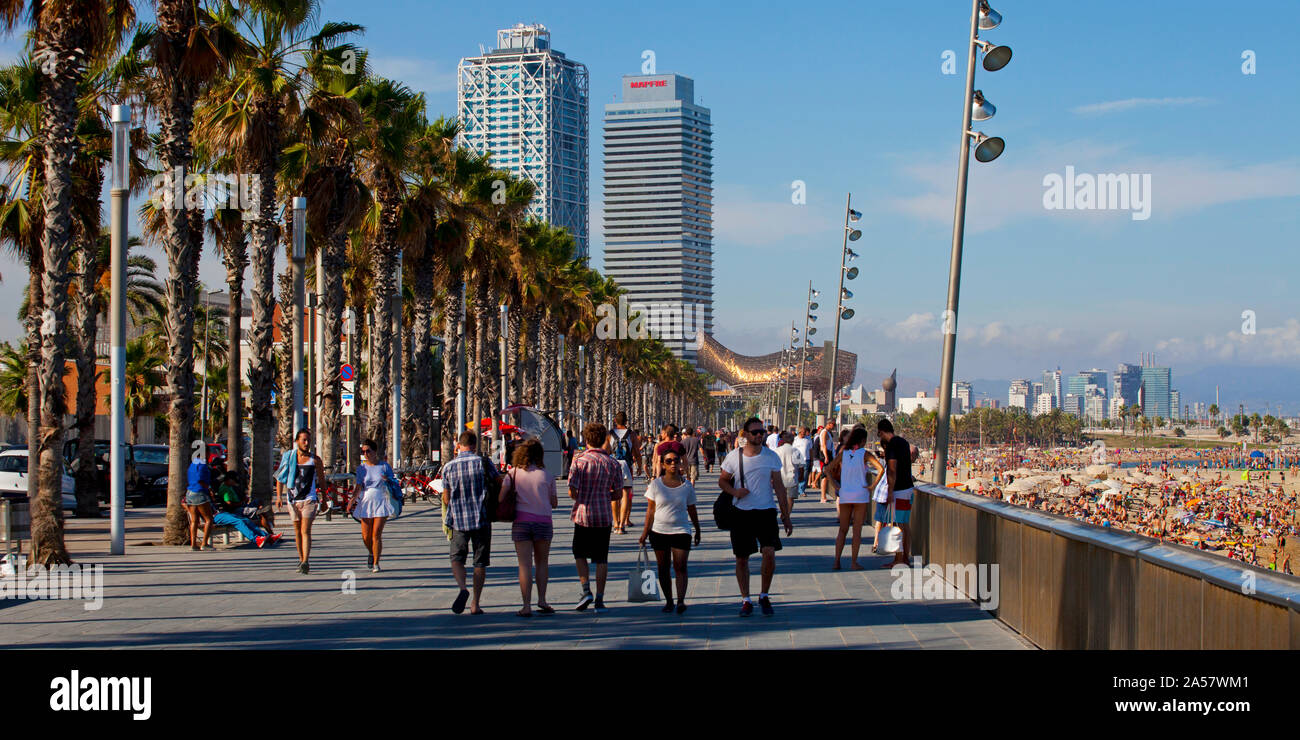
[839,448,868,496]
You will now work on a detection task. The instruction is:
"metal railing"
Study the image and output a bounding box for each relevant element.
[911,482,1300,649]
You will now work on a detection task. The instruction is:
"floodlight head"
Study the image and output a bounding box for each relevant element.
[848,208,862,222]
[808,327,817,335]
[846,248,860,262]
[981,43,1012,71]
[978,1,1001,30]
[840,308,855,321]
[841,288,853,300]
[844,266,859,280]
[971,89,996,121]
[808,301,819,310]
[970,131,1006,162]
[847,229,862,242]
[808,314,818,323]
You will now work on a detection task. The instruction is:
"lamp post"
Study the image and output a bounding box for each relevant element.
[780,323,795,430]
[199,288,221,442]
[557,334,566,431]
[391,252,402,466]
[109,104,130,556]
[934,0,1012,486]
[496,304,507,466]
[796,282,819,428]
[455,281,467,446]
[826,193,861,427]
[291,197,306,434]
[578,345,586,427]
[306,290,316,435]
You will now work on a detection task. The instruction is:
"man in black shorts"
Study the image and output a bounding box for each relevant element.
[719,417,793,617]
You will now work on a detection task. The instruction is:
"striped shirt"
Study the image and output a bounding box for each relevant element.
[567,448,621,527]
[441,451,499,532]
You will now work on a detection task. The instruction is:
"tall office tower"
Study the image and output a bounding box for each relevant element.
[952,381,972,414]
[1113,362,1141,407]
[603,73,713,365]
[1042,368,1062,410]
[1170,390,1181,420]
[1140,365,1172,418]
[459,24,590,257]
[1008,379,1032,410]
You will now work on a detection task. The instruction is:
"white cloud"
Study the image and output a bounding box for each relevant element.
[1156,319,1300,364]
[713,184,837,248]
[1071,97,1212,115]
[885,312,937,342]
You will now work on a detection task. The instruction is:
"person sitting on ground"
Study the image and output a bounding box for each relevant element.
[214,472,281,548]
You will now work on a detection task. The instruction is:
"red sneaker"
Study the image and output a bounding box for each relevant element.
[256,535,267,548]
[270,533,283,545]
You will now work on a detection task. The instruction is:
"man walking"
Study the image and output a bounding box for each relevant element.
[605,412,636,533]
[876,419,915,567]
[817,420,837,503]
[570,422,623,610]
[702,428,718,473]
[681,427,702,484]
[792,427,813,499]
[440,431,499,615]
[775,431,805,503]
[719,417,793,617]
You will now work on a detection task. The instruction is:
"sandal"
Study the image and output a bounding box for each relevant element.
[516,608,532,618]
[536,604,555,614]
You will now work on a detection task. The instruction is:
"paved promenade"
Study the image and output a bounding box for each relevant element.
[1,470,1031,649]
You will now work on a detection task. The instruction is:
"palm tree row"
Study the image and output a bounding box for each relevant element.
[0,0,713,561]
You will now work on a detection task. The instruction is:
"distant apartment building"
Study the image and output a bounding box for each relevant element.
[952,381,972,414]
[1042,368,1062,410]
[1008,379,1032,410]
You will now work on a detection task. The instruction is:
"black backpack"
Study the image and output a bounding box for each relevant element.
[713,448,744,530]
[612,430,632,462]
[481,456,502,522]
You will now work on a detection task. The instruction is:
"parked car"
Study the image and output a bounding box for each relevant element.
[62,439,140,505]
[129,444,170,506]
[0,449,76,512]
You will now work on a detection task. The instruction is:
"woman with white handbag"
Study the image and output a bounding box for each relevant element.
[825,427,885,570]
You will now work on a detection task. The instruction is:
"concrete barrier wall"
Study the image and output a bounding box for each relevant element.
[912,483,1300,650]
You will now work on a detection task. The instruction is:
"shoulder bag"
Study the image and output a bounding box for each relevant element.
[496,469,518,522]
[713,448,743,530]
[878,499,903,554]
[481,455,502,522]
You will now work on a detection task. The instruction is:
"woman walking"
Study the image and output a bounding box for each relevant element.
[504,439,559,617]
[275,429,327,574]
[638,450,701,614]
[352,439,397,572]
[826,427,885,570]
[185,455,215,551]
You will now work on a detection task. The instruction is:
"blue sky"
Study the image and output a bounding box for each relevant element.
[2,0,1298,399]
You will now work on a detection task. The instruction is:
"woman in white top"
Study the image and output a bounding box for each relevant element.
[351,439,397,572]
[638,449,700,614]
[825,426,885,570]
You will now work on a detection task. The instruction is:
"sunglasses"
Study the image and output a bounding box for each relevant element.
[663,457,681,464]
[746,429,765,435]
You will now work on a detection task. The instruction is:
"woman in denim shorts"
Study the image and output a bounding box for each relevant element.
[185,458,215,550]
[504,439,559,617]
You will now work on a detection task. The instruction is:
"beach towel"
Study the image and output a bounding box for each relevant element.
[274,449,297,489]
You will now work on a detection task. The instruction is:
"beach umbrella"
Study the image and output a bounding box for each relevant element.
[1085,464,1113,477]
[1249,450,1264,458]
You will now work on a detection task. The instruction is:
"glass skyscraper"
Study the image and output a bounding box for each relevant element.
[458,24,590,257]
[602,73,713,365]
[1140,366,1172,419]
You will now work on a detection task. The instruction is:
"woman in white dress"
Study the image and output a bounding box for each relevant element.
[351,439,397,572]
[825,427,885,570]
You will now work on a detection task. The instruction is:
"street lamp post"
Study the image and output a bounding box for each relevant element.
[780,324,795,430]
[109,104,130,556]
[306,291,316,435]
[496,304,507,466]
[826,193,861,427]
[291,197,306,434]
[796,282,819,429]
[577,345,585,428]
[933,0,1012,486]
[391,253,402,466]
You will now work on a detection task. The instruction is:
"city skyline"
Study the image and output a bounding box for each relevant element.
[0,0,1294,394]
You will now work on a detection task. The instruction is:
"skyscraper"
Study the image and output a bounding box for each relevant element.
[1042,368,1062,410]
[1008,379,1031,410]
[1140,365,1172,419]
[458,24,590,257]
[602,73,713,364]
[1113,362,1141,408]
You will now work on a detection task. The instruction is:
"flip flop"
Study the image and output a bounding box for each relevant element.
[516,608,532,618]
[452,589,469,614]
[469,607,485,615]
[536,604,555,614]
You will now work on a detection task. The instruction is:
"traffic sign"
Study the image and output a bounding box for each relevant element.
[342,380,355,393]
[341,392,355,416]
[340,364,356,382]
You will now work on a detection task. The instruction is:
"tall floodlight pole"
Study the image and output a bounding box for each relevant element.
[316,247,325,453]
[557,334,566,431]
[108,104,130,555]
[826,193,861,427]
[291,197,306,434]
[306,291,316,434]
[934,0,1011,486]
[391,252,402,466]
[797,281,818,429]
[455,282,467,442]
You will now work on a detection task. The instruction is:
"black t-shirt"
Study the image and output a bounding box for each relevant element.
[885,436,915,491]
[681,435,701,464]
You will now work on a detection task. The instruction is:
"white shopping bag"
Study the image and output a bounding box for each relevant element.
[877,501,902,554]
[627,545,660,602]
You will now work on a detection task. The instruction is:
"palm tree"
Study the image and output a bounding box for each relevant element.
[0,340,28,418]
[200,0,359,501]
[356,76,424,454]
[100,336,165,444]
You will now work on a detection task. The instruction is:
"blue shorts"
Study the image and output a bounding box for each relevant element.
[875,501,911,525]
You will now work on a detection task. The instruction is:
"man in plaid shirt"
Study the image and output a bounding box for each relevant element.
[440,431,500,615]
[567,422,622,610]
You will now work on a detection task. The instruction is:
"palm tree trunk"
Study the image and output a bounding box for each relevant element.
[220,228,247,481]
[410,254,435,463]
[246,202,277,505]
[523,309,540,405]
[73,227,100,518]
[276,260,294,450]
[507,306,521,404]
[440,271,463,464]
[318,227,346,473]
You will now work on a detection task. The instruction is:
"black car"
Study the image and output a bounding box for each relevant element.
[62,439,145,506]
[130,444,170,506]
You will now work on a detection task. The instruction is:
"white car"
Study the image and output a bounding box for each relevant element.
[0,449,76,513]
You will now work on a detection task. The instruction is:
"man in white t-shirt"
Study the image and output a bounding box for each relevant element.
[792,427,813,498]
[720,416,792,617]
[775,432,805,500]
[765,425,780,451]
